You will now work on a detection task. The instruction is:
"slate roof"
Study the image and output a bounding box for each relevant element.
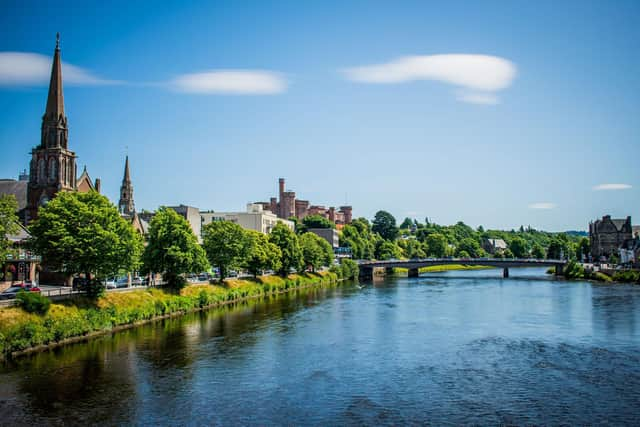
[0,179,27,210]
[611,219,628,231]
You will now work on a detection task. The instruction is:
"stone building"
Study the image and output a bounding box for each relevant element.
[589,215,633,259]
[256,178,353,227]
[0,34,100,225]
[118,156,135,216]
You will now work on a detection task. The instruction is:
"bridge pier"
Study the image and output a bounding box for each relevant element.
[503,267,509,278]
[555,265,564,276]
[408,268,419,278]
[385,267,395,276]
[360,266,373,280]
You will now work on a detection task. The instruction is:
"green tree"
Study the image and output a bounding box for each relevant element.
[403,239,426,259]
[372,210,398,241]
[29,192,143,292]
[142,207,208,289]
[0,195,19,264]
[576,237,590,261]
[302,214,334,230]
[546,239,567,260]
[244,230,282,277]
[531,243,546,259]
[509,237,529,258]
[503,248,514,258]
[375,240,402,260]
[269,223,303,275]
[456,237,481,258]
[300,232,333,272]
[426,233,447,258]
[399,217,413,230]
[202,220,250,280]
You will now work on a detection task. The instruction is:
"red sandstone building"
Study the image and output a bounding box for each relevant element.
[256,178,352,228]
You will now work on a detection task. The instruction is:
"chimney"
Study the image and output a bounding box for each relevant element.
[279,178,285,196]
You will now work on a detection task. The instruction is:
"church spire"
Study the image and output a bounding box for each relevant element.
[44,32,65,122]
[119,156,135,216]
[124,155,131,182]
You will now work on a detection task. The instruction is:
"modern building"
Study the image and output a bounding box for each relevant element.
[256,178,352,227]
[201,203,294,235]
[0,34,100,225]
[589,215,633,260]
[308,228,340,249]
[168,205,202,243]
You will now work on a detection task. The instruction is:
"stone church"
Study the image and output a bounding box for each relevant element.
[0,34,101,224]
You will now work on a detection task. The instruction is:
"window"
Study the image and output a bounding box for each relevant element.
[48,158,57,182]
[38,159,45,183]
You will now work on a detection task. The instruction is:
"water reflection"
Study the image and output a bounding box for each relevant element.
[0,271,639,425]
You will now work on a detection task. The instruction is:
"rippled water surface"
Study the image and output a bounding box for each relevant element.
[1,268,640,425]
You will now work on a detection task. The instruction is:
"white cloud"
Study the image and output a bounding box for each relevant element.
[528,202,556,210]
[593,183,632,191]
[455,91,499,105]
[172,70,287,95]
[342,54,516,104]
[0,52,119,86]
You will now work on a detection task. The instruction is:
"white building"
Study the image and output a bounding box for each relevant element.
[201,203,294,235]
[168,205,202,243]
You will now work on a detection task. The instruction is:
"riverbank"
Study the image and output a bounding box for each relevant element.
[549,261,640,284]
[393,264,493,274]
[0,271,338,361]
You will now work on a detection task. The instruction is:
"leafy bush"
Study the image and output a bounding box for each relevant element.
[340,259,360,280]
[16,291,51,315]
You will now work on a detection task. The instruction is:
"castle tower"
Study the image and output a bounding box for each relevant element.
[118,156,135,216]
[27,33,77,222]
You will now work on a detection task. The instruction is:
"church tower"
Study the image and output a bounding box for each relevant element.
[26,33,77,222]
[118,156,135,216]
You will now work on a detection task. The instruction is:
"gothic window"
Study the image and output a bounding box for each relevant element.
[48,158,57,182]
[38,159,45,183]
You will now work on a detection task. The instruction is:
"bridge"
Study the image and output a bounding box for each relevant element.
[358,258,567,279]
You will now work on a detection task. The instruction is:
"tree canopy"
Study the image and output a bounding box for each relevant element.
[269,223,303,275]
[302,214,335,230]
[300,232,334,272]
[372,210,398,241]
[142,207,208,288]
[202,220,250,280]
[244,230,282,277]
[0,194,19,263]
[29,191,143,281]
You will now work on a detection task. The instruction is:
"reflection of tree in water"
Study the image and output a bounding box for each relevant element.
[9,334,138,425]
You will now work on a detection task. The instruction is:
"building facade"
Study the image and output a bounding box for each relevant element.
[168,205,202,243]
[201,203,294,235]
[256,178,352,227]
[308,228,340,249]
[589,215,633,259]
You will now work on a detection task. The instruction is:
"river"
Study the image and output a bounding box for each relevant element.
[1,268,639,425]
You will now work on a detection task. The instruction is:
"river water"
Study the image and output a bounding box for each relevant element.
[1,268,639,425]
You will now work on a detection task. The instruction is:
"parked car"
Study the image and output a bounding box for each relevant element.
[0,286,26,300]
[116,277,129,288]
[132,276,145,286]
[105,278,117,289]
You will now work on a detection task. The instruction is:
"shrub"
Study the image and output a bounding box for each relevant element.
[340,259,360,280]
[16,291,51,315]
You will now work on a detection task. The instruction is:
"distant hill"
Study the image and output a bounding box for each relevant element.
[564,230,588,237]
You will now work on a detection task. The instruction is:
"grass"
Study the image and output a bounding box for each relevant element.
[393,264,493,274]
[0,271,337,360]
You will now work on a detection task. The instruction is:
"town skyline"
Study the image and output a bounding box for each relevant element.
[1,1,638,231]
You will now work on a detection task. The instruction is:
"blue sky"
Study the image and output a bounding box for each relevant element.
[0,0,638,231]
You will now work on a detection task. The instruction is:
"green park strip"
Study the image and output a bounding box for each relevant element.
[392,264,494,274]
[0,271,338,361]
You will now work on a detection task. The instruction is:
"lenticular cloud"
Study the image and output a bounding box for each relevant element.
[343,54,517,104]
[172,70,287,95]
[0,52,119,86]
